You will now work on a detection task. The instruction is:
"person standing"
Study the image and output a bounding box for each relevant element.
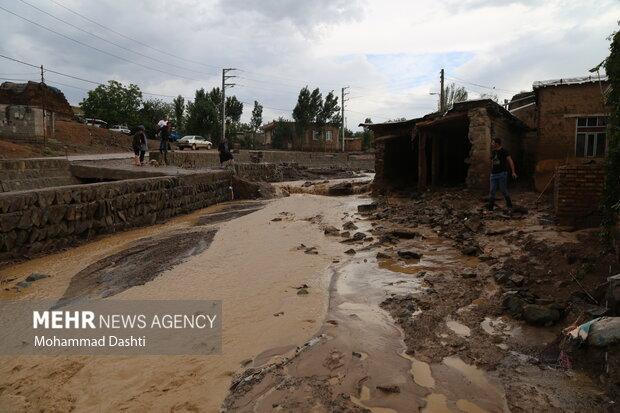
[159,121,171,165]
[218,137,234,169]
[488,137,517,211]
[132,126,145,166]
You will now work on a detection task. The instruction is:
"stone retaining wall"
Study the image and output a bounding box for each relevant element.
[149,150,374,170]
[0,171,232,261]
[0,158,78,192]
[554,163,605,227]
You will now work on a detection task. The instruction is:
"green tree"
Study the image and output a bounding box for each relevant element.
[441,83,468,110]
[603,28,620,240]
[172,95,185,131]
[293,87,324,149]
[138,99,173,137]
[80,80,142,125]
[361,117,374,150]
[185,87,243,144]
[250,101,263,133]
[271,118,294,149]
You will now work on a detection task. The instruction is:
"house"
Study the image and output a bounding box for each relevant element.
[261,120,342,152]
[363,99,528,191]
[0,81,73,142]
[509,75,610,191]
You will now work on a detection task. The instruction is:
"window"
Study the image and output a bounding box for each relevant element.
[325,130,332,141]
[312,130,320,140]
[575,116,607,158]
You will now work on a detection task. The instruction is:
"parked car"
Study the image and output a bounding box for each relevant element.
[170,130,184,142]
[84,118,108,128]
[176,135,213,150]
[109,124,131,134]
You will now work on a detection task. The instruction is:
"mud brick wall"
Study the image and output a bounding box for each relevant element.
[536,82,609,162]
[0,171,232,261]
[150,150,374,171]
[0,158,78,192]
[234,163,283,182]
[554,163,605,227]
[466,108,493,189]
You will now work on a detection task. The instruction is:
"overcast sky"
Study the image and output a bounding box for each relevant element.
[0,0,617,129]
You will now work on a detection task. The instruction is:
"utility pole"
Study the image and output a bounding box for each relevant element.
[222,68,237,144]
[341,86,349,152]
[41,65,47,146]
[439,68,445,112]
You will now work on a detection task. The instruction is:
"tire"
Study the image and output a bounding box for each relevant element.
[192,144,197,150]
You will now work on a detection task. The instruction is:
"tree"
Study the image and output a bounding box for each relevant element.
[603,28,620,241]
[361,117,374,150]
[80,80,142,125]
[138,99,173,137]
[293,87,316,150]
[250,101,263,133]
[185,87,243,145]
[480,92,499,102]
[172,95,185,131]
[271,118,294,149]
[441,83,468,110]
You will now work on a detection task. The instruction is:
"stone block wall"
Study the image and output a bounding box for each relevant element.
[554,163,605,227]
[0,171,232,261]
[0,104,53,143]
[0,158,78,192]
[234,163,283,182]
[466,108,492,189]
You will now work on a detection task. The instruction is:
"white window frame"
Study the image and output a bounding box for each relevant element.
[575,116,607,158]
[312,130,320,141]
[325,130,332,141]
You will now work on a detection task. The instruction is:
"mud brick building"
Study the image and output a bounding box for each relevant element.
[554,163,606,227]
[365,99,528,191]
[509,76,610,191]
[0,81,73,143]
[261,121,343,152]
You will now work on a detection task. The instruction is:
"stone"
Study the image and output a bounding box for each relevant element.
[345,249,356,255]
[342,221,358,231]
[522,304,561,326]
[397,250,422,260]
[25,273,49,282]
[16,280,31,289]
[376,385,400,393]
[461,269,477,279]
[376,252,390,259]
[508,274,525,286]
[462,246,478,256]
[464,216,482,232]
[390,229,420,239]
[352,232,366,241]
[328,182,354,196]
[324,226,340,236]
[357,203,378,213]
[587,317,620,347]
[297,288,309,295]
[502,291,525,319]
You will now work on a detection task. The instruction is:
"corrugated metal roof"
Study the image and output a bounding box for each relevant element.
[533,75,608,89]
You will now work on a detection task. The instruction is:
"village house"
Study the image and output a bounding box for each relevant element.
[508,75,610,191]
[261,120,361,152]
[364,99,528,191]
[0,81,73,143]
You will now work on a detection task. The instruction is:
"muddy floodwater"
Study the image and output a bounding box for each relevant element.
[0,189,607,412]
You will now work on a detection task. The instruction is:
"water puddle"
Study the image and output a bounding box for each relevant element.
[401,353,435,388]
[446,318,471,338]
[422,393,451,413]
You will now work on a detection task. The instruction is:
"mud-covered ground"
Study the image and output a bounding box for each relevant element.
[224,187,619,412]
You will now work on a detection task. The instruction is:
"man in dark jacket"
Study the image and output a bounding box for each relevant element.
[488,137,517,210]
[159,121,171,165]
[218,138,234,168]
[132,125,145,166]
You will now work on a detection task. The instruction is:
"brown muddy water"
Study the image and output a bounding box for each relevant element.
[0,191,510,412]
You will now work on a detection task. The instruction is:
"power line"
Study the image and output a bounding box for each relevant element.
[0,5,207,82]
[446,75,518,94]
[17,0,219,77]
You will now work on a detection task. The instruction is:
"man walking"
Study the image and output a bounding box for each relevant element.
[488,137,517,211]
[159,121,171,165]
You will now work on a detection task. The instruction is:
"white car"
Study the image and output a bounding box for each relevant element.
[109,124,131,134]
[176,135,213,150]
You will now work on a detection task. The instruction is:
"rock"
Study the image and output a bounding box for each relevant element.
[328,182,354,196]
[240,358,253,367]
[464,216,482,232]
[397,250,422,260]
[508,274,525,287]
[390,229,420,239]
[357,203,378,213]
[462,246,478,256]
[587,317,620,347]
[352,232,367,241]
[376,385,400,393]
[502,291,525,319]
[485,227,512,236]
[461,269,477,279]
[16,280,31,289]
[494,272,508,283]
[352,351,362,358]
[324,226,340,236]
[376,252,390,259]
[271,217,282,222]
[522,304,561,326]
[343,221,358,231]
[345,249,356,255]
[297,288,309,295]
[25,273,49,282]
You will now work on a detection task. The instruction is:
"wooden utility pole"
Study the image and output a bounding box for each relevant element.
[41,65,47,145]
[341,86,349,152]
[222,68,236,143]
[439,68,445,112]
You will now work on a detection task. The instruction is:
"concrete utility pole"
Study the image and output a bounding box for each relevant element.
[341,86,349,152]
[221,68,236,143]
[439,68,445,112]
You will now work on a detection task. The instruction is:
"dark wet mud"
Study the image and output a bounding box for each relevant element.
[195,202,266,226]
[56,229,217,307]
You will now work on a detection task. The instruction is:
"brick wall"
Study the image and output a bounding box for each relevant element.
[0,171,232,262]
[554,163,605,227]
[345,138,363,152]
[536,82,609,162]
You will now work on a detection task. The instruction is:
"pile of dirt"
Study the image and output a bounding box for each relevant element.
[0,81,73,119]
